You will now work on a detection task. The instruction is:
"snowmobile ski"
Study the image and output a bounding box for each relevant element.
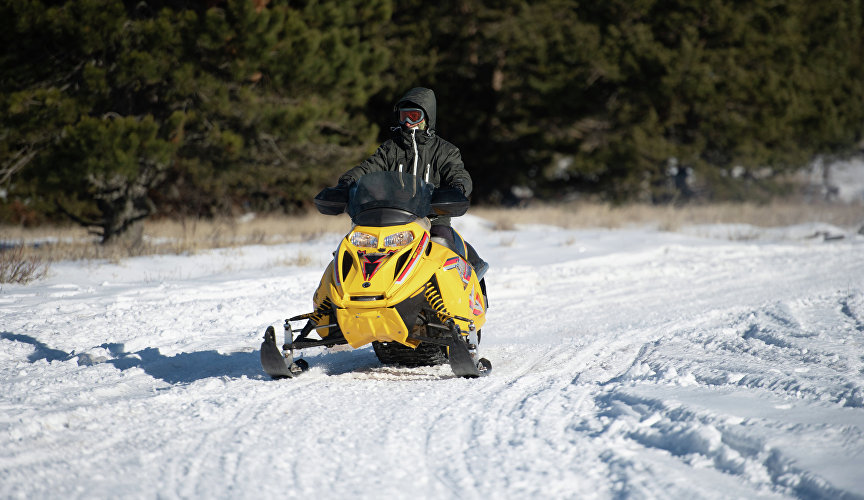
[444,320,492,378]
[260,326,300,379]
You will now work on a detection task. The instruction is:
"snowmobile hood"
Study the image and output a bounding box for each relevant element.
[394,87,437,132]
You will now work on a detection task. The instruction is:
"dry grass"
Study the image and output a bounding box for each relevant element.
[471,201,864,232]
[0,213,352,264]
[1,201,861,279]
[141,213,352,253]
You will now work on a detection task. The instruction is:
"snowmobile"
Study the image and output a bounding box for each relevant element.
[260,171,491,379]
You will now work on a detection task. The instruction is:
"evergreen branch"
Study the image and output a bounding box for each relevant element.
[0,149,37,184]
[260,133,291,166]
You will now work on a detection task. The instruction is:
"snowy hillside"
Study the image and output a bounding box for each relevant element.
[2,215,863,499]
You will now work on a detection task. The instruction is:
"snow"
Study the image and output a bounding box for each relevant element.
[821,157,864,203]
[2,214,864,499]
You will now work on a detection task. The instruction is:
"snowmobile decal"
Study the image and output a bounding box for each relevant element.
[443,255,471,287]
[394,232,429,285]
[358,250,395,281]
[469,285,484,316]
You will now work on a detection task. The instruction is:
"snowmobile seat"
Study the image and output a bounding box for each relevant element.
[430,225,488,281]
[430,225,467,260]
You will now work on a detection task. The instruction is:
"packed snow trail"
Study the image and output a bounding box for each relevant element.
[1,218,863,499]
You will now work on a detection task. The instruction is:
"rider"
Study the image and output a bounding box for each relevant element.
[336,87,488,280]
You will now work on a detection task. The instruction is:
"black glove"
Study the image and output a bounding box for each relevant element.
[337,177,354,188]
[450,183,466,195]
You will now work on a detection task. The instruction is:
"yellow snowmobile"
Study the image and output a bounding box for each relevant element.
[260,171,491,379]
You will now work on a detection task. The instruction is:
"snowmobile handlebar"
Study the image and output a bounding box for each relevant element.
[314,185,350,216]
[313,183,469,218]
[428,187,469,217]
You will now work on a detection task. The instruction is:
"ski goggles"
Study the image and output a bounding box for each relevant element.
[398,107,425,126]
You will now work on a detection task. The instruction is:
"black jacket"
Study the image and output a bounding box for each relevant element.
[338,87,473,197]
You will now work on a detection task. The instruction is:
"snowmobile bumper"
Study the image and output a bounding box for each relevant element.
[335,307,411,348]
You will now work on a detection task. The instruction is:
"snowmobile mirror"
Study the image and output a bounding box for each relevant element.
[314,186,349,215]
[430,188,470,217]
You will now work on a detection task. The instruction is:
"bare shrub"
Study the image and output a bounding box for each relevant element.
[0,246,50,284]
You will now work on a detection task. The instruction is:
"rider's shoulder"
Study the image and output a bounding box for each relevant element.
[430,134,460,152]
[375,138,398,152]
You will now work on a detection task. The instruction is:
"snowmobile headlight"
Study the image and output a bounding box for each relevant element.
[350,231,378,248]
[383,230,414,247]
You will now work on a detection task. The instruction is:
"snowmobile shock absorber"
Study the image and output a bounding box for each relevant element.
[288,297,333,324]
[424,281,452,323]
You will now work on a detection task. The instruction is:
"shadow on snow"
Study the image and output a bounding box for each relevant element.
[1,332,70,363]
[1,331,402,384]
[1,331,261,384]
[1,331,449,383]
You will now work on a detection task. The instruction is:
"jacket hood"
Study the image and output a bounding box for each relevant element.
[394,87,437,132]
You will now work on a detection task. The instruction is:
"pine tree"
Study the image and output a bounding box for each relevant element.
[1,0,395,238]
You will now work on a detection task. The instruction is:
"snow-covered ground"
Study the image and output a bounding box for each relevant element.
[2,214,863,499]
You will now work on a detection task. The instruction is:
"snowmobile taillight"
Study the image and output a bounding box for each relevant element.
[350,231,378,247]
[383,230,414,247]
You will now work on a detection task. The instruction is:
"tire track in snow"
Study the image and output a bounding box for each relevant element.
[584,292,864,498]
[416,328,678,498]
[592,386,861,500]
[840,294,864,333]
[419,344,611,498]
[475,245,864,498]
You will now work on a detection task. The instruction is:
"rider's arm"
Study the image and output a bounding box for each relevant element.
[439,146,473,197]
[338,143,390,186]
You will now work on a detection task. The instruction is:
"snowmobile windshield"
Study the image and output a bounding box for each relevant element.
[347,171,433,226]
